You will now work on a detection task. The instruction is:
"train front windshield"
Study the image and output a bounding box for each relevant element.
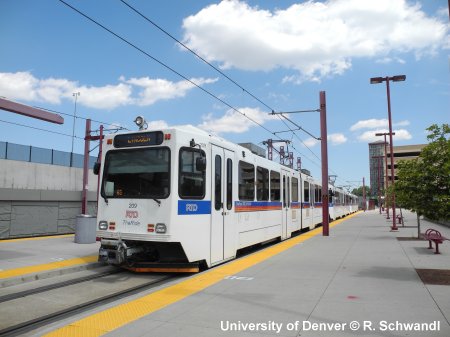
[101,148,170,199]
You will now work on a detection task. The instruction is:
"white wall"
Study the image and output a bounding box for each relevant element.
[0,159,98,191]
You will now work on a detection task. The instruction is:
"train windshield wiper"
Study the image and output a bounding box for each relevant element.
[152,198,161,207]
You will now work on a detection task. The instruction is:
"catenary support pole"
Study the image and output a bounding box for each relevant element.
[81,119,91,214]
[320,91,329,236]
[362,177,366,212]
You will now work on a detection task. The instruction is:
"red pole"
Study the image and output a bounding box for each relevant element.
[320,91,329,236]
[383,134,390,219]
[82,119,91,215]
[362,177,366,212]
[377,156,381,214]
[96,125,103,206]
[385,78,398,231]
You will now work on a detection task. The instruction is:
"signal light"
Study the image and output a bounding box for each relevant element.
[148,224,155,232]
[107,139,112,145]
[164,133,171,140]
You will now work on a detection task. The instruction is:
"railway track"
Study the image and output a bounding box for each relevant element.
[0,269,178,336]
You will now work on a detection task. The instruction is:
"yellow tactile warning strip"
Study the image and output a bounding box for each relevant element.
[0,234,74,243]
[44,211,361,337]
[0,255,98,279]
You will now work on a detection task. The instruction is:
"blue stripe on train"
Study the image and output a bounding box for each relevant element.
[178,200,211,215]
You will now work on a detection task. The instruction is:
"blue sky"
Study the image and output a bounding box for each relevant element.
[0,0,448,190]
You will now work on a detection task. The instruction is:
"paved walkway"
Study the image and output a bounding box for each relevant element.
[31,209,450,337]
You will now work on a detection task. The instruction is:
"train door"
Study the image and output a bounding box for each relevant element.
[211,145,235,265]
[302,180,313,230]
[291,176,299,232]
[281,169,292,239]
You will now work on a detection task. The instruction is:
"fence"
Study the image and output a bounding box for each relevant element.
[0,141,97,169]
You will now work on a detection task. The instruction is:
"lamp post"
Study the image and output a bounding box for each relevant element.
[370,75,405,231]
[71,92,80,166]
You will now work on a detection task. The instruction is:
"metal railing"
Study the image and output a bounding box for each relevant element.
[0,141,97,169]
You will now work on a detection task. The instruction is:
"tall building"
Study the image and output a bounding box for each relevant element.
[369,142,427,197]
[368,141,386,196]
[387,144,427,182]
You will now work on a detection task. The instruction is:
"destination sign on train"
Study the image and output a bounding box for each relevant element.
[113,131,164,148]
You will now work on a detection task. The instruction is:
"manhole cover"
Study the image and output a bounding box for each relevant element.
[416,269,450,285]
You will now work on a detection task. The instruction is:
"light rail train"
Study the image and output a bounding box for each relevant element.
[94,123,358,272]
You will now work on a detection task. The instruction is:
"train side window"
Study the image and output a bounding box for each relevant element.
[238,161,254,201]
[179,147,206,199]
[292,177,298,202]
[226,158,233,210]
[304,181,310,203]
[214,155,222,210]
[318,188,322,202]
[270,171,280,201]
[256,166,269,201]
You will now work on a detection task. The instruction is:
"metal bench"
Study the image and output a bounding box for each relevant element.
[423,229,449,254]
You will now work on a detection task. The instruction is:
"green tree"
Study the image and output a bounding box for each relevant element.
[394,159,425,237]
[419,124,450,221]
[393,123,449,236]
[351,185,371,197]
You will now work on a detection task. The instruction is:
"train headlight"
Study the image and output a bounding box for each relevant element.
[155,223,167,234]
[98,221,108,230]
[134,116,148,130]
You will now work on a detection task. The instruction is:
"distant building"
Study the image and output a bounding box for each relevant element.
[369,142,427,195]
[387,144,427,182]
[368,141,386,196]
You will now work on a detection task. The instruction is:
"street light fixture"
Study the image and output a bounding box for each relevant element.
[370,75,406,231]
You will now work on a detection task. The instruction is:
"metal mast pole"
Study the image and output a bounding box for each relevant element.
[320,91,329,236]
[385,78,398,231]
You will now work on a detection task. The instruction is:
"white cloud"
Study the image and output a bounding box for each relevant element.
[125,77,217,106]
[183,0,448,82]
[0,71,217,110]
[302,137,320,147]
[77,84,132,110]
[0,71,41,101]
[350,118,409,131]
[357,128,412,142]
[328,133,347,145]
[147,120,169,130]
[198,107,276,134]
[375,57,406,64]
[302,133,347,147]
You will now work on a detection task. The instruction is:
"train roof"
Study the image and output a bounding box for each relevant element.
[110,124,358,198]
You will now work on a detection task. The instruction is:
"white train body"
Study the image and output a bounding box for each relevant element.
[95,125,357,271]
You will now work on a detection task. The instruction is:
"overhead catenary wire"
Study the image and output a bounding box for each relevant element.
[118,0,335,169]
[119,0,276,114]
[118,0,322,161]
[33,105,130,131]
[57,0,352,185]
[0,119,84,139]
[57,0,273,136]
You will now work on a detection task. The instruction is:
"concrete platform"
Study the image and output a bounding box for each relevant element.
[32,209,450,337]
[0,234,100,287]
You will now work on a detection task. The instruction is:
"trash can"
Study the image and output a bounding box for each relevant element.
[75,214,97,244]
